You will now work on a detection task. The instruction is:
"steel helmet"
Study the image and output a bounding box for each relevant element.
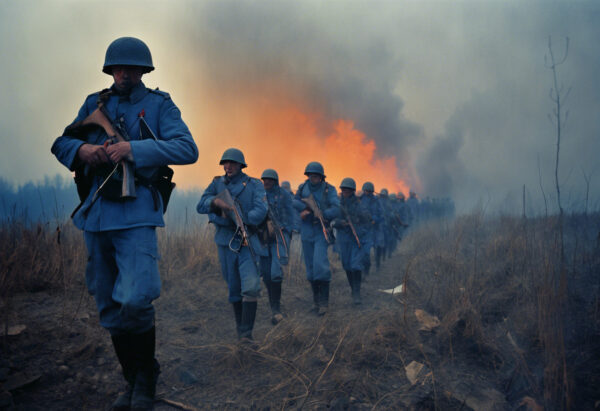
[389,193,397,199]
[339,177,356,191]
[380,188,389,196]
[103,37,154,75]
[398,192,405,199]
[281,181,291,191]
[362,181,375,192]
[219,148,247,168]
[304,161,325,178]
[261,168,279,181]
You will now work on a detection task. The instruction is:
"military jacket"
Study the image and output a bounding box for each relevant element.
[293,180,340,240]
[197,172,268,255]
[335,194,371,242]
[51,82,198,232]
[266,186,295,234]
[360,193,384,230]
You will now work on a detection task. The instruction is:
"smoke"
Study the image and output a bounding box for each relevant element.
[2,0,600,214]
[180,1,423,187]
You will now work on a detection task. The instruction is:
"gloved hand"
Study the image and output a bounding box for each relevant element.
[212,197,233,211]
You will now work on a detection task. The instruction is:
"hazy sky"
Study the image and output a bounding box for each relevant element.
[1,0,599,213]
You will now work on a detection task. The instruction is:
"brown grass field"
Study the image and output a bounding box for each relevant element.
[1,211,599,410]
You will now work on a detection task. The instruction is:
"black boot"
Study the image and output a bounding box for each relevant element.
[345,270,353,302]
[270,281,283,324]
[309,281,320,314]
[318,281,329,316]
[130,327,160,411]
[239,301,257,340]
[375,247,382,271]
[263,279,273,308]
[232,301,243,338]
[352,271,362,305]
[111,334,135,411]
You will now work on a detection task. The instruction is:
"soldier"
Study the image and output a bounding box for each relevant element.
[407,191,420,226]
[359,182,383,277]
[387,193,400,257]
[197,148,268,341]
[375,188,391,270]
[333,178,371,304]
[51,37,198,410]
[281,180,300,233]
[260,169,295,325]
[293,162,340,316]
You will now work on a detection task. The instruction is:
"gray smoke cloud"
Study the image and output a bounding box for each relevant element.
[1,0,600,214]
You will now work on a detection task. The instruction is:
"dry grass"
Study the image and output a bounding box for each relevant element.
[2,211,599,410]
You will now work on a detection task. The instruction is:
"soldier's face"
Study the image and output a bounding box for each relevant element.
[308,173,322,185]
[341,188,354,198]
[223,161,241,177]
[112,65,144,93]
[262,178,276,190]
[364,189,374,196]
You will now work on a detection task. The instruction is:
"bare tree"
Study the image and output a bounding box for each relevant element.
[581,167,593,216]
[545,36,570,254]
[537,154,548,217]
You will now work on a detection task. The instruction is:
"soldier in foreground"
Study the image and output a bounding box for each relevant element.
[260,169,295,324]
[333,178,371,304]
[359,182,383,278]
[293,162,340,315]
[197,148,268,340]
[51,37,198,410]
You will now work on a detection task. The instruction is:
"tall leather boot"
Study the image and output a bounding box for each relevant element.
[375,247,382,271]
[111,333,135,411]
[239,301,257,340]
[318,281,329,316]
[270,281,283,324]
[263,279,273,308]
[352,271,362,305]
[130,326,160,411]
[309,281,320,314]
[232,301,243,338]
[345,270,353,303]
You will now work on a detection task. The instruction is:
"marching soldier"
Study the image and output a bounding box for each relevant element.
[359,182,383,277]
[197,148,268,341]
[51,37,198,410]
[333,178,371,304]
[293,162,340,316]
[260,169,295,324]
[375,188,390,270]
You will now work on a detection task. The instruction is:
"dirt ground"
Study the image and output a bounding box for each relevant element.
[1,220,599,410]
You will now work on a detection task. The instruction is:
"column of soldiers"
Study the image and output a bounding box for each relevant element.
[52,36,452,410]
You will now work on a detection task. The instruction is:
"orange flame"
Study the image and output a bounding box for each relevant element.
[172,98,411,195]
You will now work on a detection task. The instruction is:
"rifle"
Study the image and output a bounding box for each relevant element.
[340,205,361,247]
[302,194,334,244]
[213,188,259,268]
[78,90,136,201]
[267,206,289,262]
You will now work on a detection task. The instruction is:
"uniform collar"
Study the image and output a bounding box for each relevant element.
[110,81,149,104]
[224,171,246,184]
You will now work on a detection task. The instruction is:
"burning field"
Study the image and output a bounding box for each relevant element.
[1,211,599,410]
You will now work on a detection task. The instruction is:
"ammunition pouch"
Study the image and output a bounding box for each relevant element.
[72,165,175,215]
[136,166,176,214]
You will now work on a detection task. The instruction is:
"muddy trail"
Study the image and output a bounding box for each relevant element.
[2,216,600,410]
